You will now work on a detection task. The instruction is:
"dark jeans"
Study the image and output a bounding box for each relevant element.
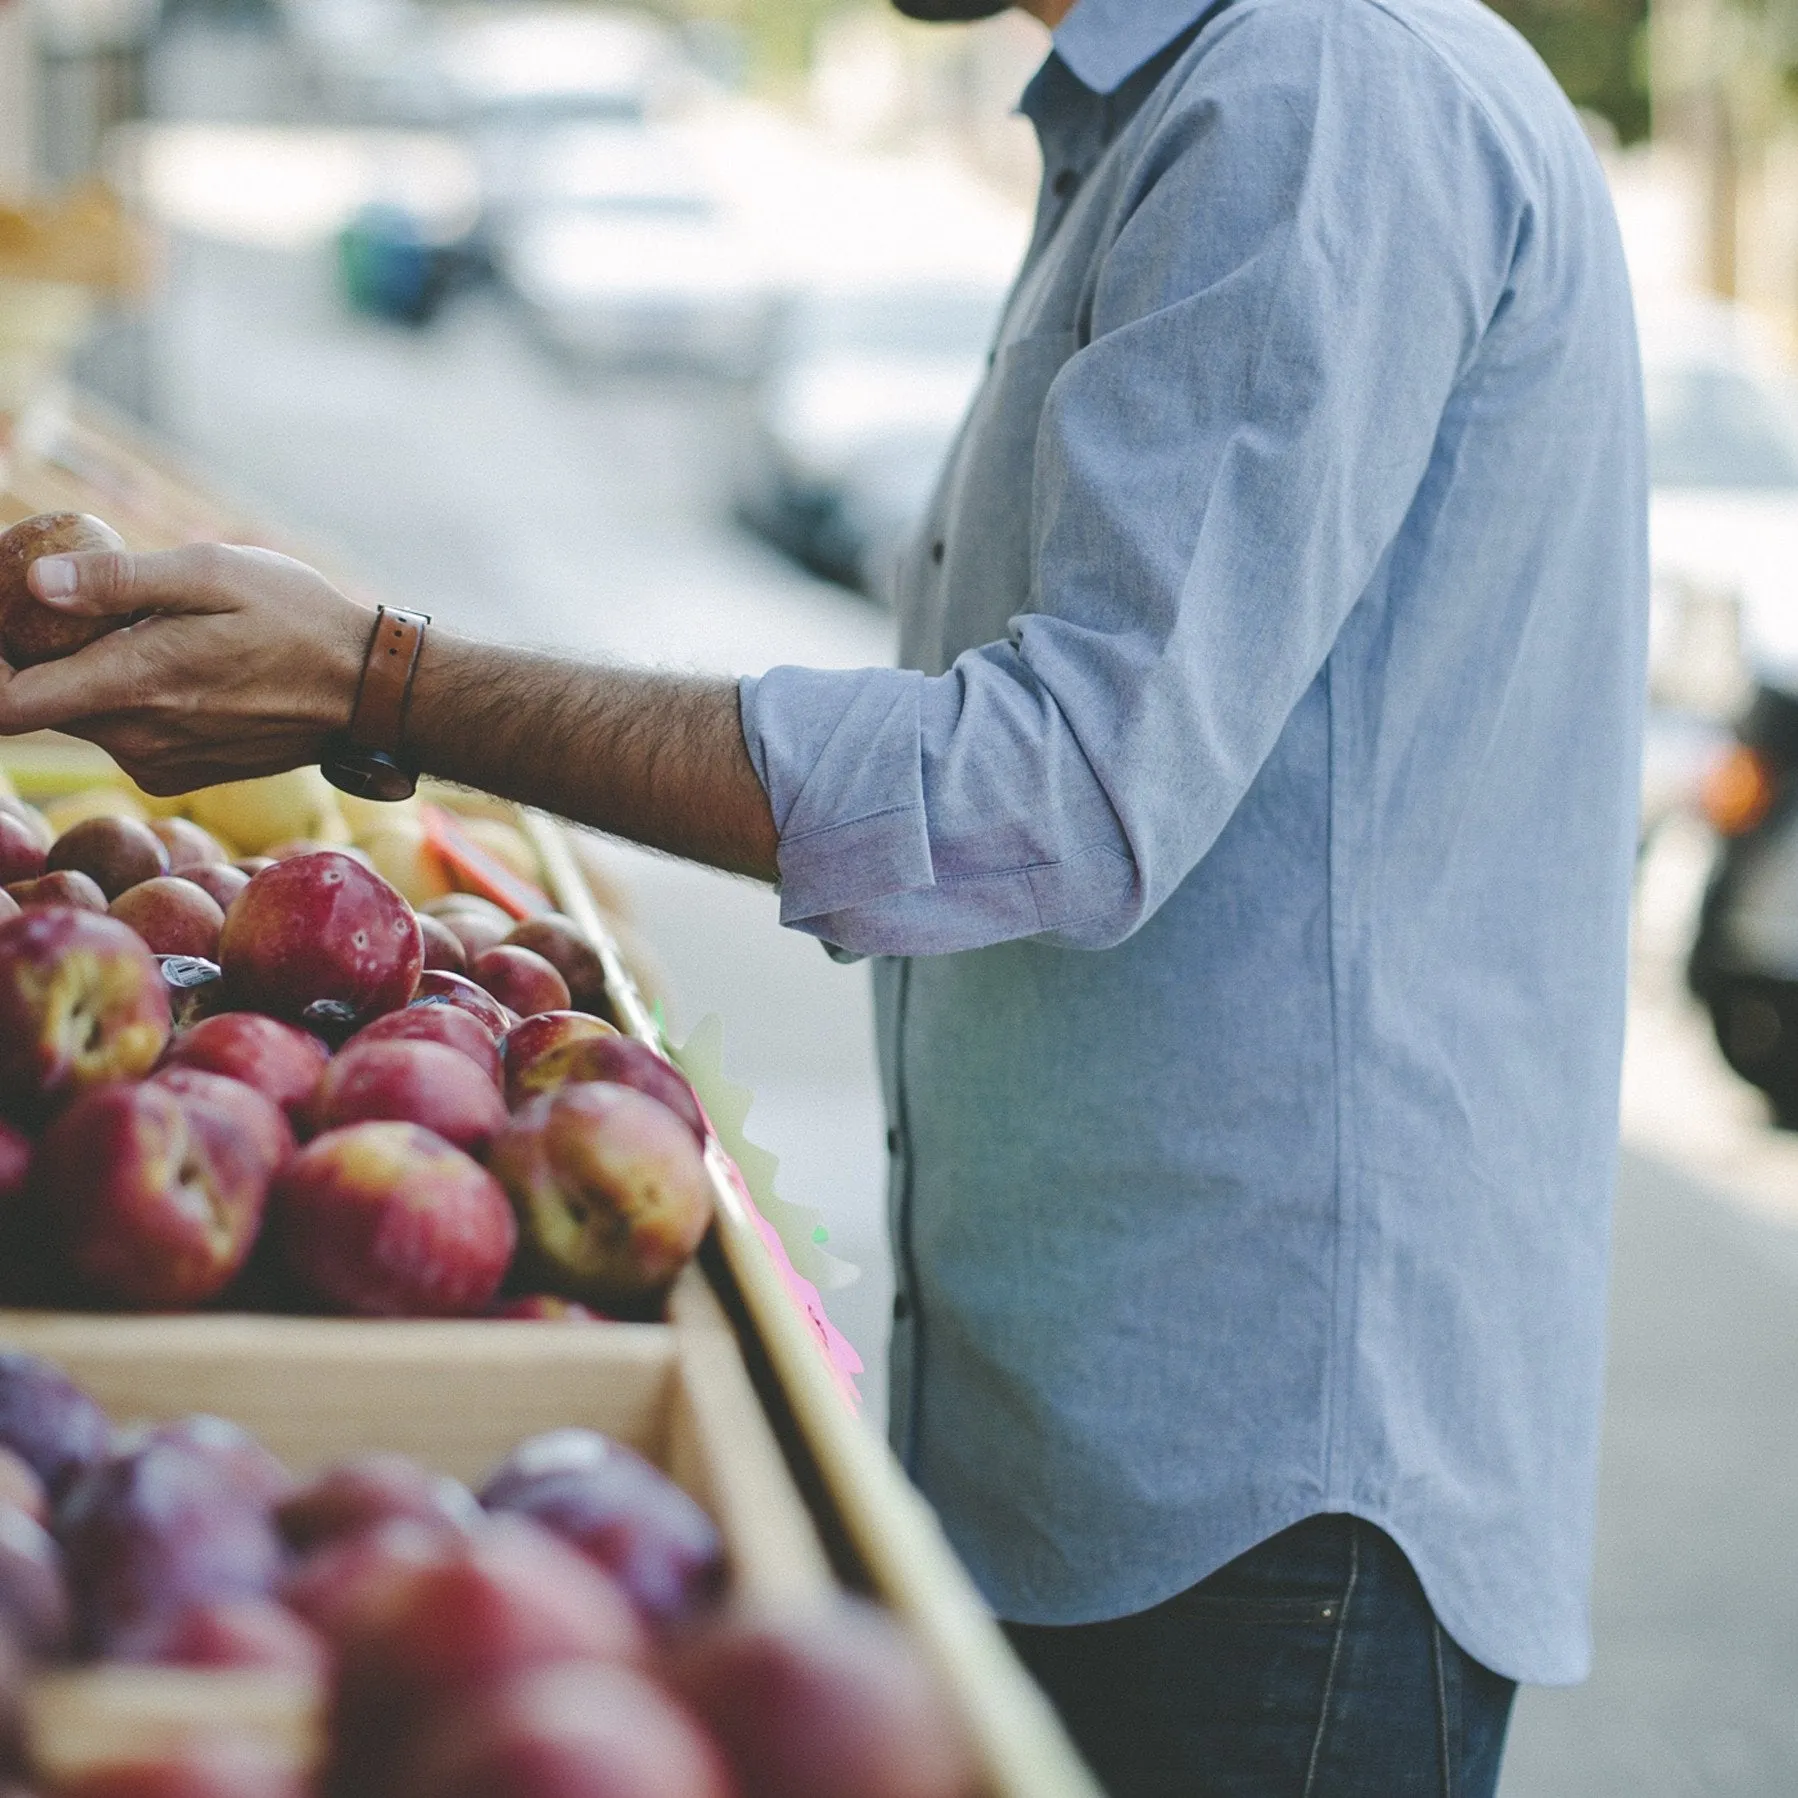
[1004,1515,1516,1798]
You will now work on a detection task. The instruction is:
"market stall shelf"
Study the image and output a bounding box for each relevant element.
[0,402,1104,1798]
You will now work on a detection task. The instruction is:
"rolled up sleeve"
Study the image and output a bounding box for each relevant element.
[740,0,1522,960]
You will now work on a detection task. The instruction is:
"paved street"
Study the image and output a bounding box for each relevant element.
[1499,1150,1798,1797]
[130,224,1798,1796]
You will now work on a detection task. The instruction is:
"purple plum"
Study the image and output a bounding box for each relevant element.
[477,1428,723,1627]
[0,1503,70,1658]
[135,1416,295,1510]
[57,1439,286,1659]
[0,1352,112,1503]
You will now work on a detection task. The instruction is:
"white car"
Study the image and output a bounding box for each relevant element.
[1644,302,1798,711]
[490,124,774,376]
[1639,302,1798,832]
[735,279,1007,597]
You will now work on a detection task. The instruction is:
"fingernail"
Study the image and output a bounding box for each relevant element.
[31,558,76,600]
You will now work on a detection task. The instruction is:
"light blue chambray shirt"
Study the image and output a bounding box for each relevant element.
[739,0,1646,1685]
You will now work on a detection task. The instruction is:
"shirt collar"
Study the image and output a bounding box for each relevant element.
[1051,0,1221,94]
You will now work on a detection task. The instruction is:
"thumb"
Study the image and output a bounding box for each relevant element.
[26,542,243,617]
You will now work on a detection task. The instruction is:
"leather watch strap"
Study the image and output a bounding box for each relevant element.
[346,606,429,759]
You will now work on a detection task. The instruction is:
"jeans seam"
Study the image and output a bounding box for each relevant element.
[1433,1619,1454,1798]
[1300,1520,1359,1798]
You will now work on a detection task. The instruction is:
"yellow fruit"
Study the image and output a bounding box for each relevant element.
[359,818,454,906]
[416,778,514,823]
[120,777,189,819]
[188,769,338,855]
[338,792,420,840]
[458,818,541,885]
[41,787,148,832]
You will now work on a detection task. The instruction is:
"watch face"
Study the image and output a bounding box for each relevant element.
[321,746,417,803]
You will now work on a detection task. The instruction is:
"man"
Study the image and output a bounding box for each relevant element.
[0,0,1645,1786]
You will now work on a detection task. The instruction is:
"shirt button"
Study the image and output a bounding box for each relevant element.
[886,1127,900,1153]
[930,540,945,566]
[1051,168,1079,198]
[893,1292,912,1321]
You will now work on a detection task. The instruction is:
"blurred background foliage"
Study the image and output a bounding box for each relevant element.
[1488,0,1651,140]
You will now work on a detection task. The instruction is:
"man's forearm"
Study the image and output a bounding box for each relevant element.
[406,634,780,883]
[0,543,780,882]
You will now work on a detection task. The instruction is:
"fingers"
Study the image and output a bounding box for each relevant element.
[26,541,255,618]
[0,623,157,737]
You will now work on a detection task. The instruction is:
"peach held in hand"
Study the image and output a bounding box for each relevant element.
[0,512,128,668]
[489,1084,711,1313]
[0,908,171,1120]
[33,1082,271,1308]
[273,1122,515,1317]
[219,852,422,1023]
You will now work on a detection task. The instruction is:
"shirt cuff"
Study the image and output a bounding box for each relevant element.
[739,666,937,925]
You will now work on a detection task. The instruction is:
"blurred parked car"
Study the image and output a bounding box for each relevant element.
[734,278,1005,596]
[488,122,773,375]
[1636,302,1798,843]
[1650,303,1798,1121]
[1643,305,1798,715]
[283,0,682,128]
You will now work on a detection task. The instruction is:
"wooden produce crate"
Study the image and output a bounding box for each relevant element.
[9,1277,833,1787]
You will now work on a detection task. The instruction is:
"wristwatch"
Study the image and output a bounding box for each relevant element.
[321,606,430,802]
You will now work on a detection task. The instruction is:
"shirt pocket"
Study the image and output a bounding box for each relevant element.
[924,329,1081,666]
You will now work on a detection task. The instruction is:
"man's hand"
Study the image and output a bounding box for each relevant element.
[0,544,370,794]
[0,542,780,883]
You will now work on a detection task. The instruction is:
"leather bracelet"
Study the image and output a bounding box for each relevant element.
[321,606,431,803]
[346,606,430,759]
